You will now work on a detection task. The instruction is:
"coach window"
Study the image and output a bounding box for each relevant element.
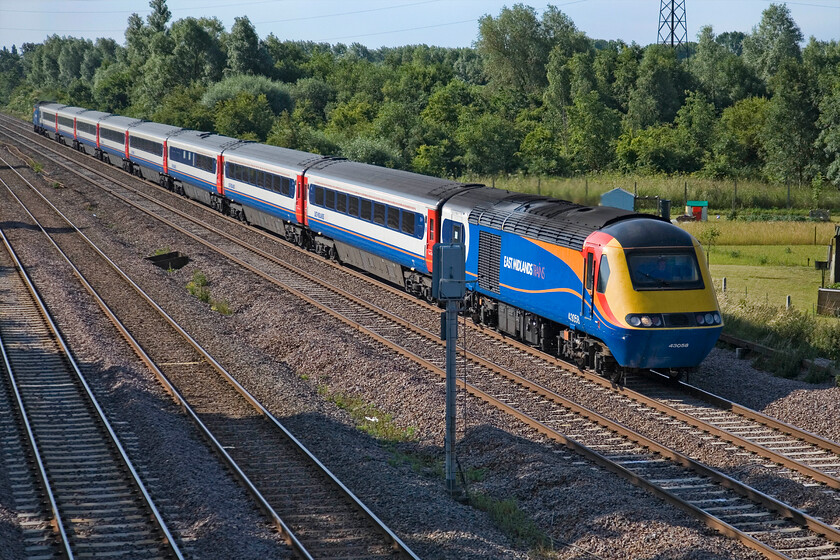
[361,199,372,221]
[325,189,335,209]
[401,211,415,235]
[313,186,324,206]
[387,206,400,231]
[597,255,610,293]
[336,192,347,214]
[373,203,386,226]
[348,196,359,217]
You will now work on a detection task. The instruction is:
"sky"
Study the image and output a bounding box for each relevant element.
[0,0,838,52]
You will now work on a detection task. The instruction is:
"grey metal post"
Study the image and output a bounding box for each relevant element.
[445,298,458,493]
[432,243,466,496]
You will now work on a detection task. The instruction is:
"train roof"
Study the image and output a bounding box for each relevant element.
[130,121,182,138]
[75,109,112,123]
[602,217,694,248]
[99,115,143,130]
[225,142,325,172]
[167,130,242,152]
[57,106,89,117]
[37,103,65,112]
[306,159,476,205]
[465,190,669,251]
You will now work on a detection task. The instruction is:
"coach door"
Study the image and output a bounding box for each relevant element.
[581,248,595,324]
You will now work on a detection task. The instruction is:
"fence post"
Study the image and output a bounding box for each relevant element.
[722,277,727,293]
[786,295,792,309]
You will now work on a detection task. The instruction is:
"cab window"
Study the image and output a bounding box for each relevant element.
[596,255,610,293]
[626,250,704,291]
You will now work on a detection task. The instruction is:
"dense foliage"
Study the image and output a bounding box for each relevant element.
[2,1,838,189]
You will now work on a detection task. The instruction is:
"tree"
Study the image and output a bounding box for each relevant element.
[675,91,717,158]
[477,4,586,99]
[616,125,687,174]
[716,31,746,56]
[213,91,274,140]
[226,16,264,76]
[147,0,171,34]
[625,45,691,129]
[742,3,803,84]
[339,136,403,168]
[762,59,819,185]
[690,26,761,108]
[455,111,520,176]
[92,62,133,112]
[817,77,840,188]
[152,84,214,130]
[518,123,568,177]
[169,18,225,86]
[202,74,292,115]
[263,36,307,83]
[706,96,769,178]
[477,4,547,97]
[567,91,620,172]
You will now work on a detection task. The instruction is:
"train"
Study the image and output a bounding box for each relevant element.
[32,101,723,378]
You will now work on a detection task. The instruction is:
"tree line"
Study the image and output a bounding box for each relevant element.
[1,0,838,191]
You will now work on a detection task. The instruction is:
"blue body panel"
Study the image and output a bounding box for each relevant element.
[604,326,723,369]
[78,137,96,148]
[466,225,581,326]
[309,216,427,272]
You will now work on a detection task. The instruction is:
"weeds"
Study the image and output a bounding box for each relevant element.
[30,161,43,173]
[186,270,232,313]
[152,247,172,256]
[469,492,552,551]
[186,271,210,303]
[321,388,417,442]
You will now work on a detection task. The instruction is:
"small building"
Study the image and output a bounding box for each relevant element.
[600,188,635,212]
[685,200,708,221]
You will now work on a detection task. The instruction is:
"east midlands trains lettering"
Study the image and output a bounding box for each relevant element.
[502,256,545,279]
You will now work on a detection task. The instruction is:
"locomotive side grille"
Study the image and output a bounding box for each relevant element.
[478,231,501,294]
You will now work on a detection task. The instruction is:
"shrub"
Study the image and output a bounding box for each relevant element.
[201,74,292,115]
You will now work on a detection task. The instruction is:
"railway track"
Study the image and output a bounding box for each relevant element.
[0,148,417,559]
[0,226,182,558]
[3,113,840,557]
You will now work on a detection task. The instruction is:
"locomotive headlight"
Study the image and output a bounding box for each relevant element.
[628,316,641,327]
[640,316,652,327]
[696,314,705,325]
[651,316,662,327]
[704,313,714,325]
[713,312,721,324]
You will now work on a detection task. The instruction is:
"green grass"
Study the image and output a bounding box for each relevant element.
[318,386,417,442]
[711,263,823,312]
[469,492,553,553]
[680,220,836,246]
[708,245,828,268]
